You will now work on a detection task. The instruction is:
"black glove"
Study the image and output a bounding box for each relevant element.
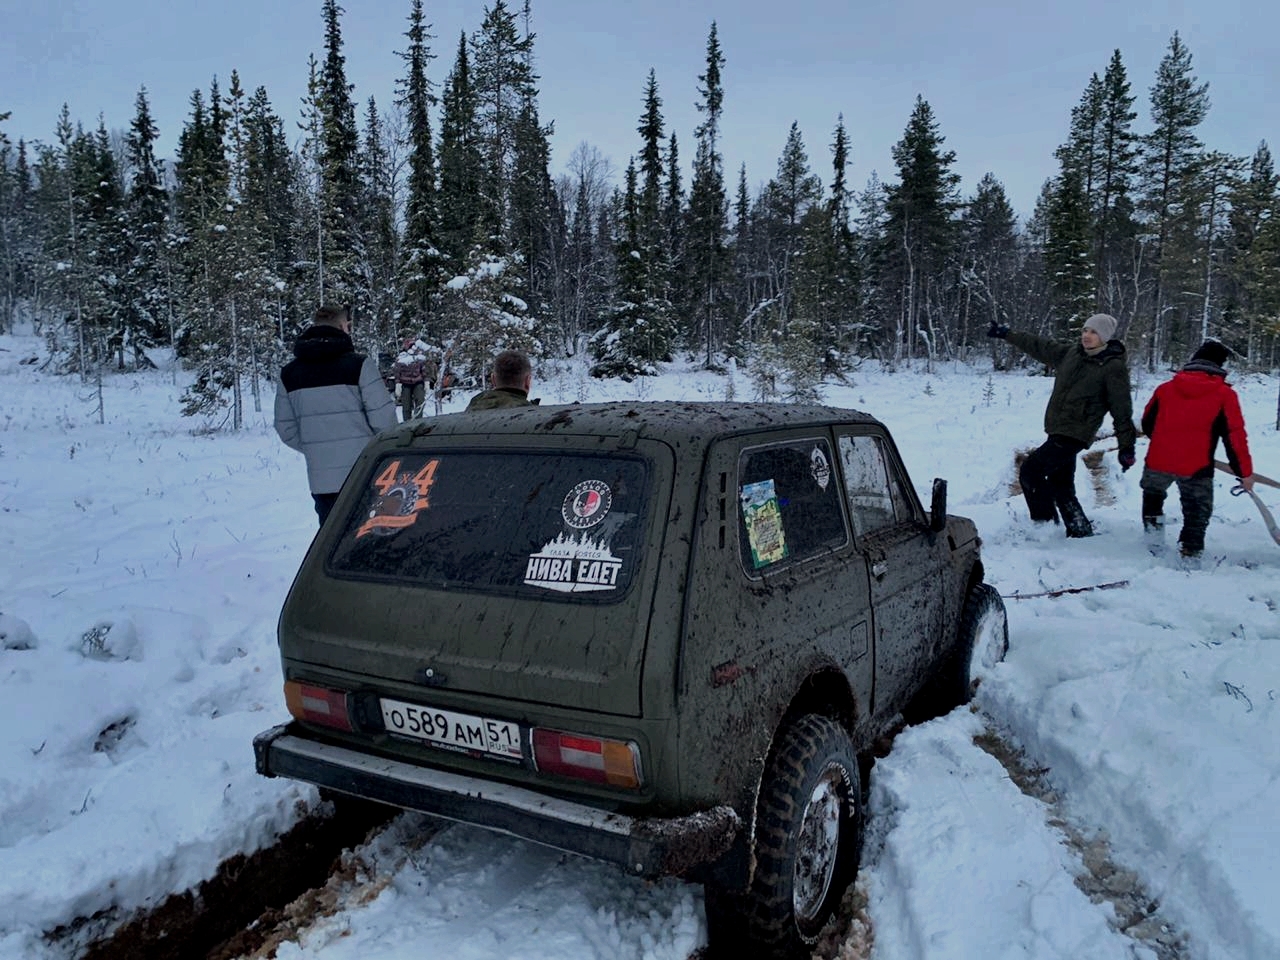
[1118,447,1136,472]
[986,320,1009,339]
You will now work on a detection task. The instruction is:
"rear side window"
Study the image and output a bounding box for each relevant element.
[738,438,847,573]
[327,451,648,601]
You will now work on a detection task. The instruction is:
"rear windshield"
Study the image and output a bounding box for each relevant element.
[327,451,649,602]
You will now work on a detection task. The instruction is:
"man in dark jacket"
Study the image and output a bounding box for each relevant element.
[989,313,1136,538]
[274,305,398,526]
[1140,339,1254,559]
[393,338,429,422]
[465,350,537,411]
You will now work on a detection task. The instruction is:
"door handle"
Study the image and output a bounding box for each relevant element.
[871,560,888,579]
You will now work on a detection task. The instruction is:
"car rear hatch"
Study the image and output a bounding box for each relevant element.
[279,438,673,718]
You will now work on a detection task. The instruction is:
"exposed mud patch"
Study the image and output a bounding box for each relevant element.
[973,726,1190,959]
[1011,446,1115,507]
[52,796,396,960]
[812,879,874,959]
[1080,448,1116,506]
[217,811,444,960]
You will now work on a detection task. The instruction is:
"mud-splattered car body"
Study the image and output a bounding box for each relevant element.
[255,401,1000,951]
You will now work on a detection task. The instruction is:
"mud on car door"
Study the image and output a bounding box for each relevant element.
[834,431,946,717]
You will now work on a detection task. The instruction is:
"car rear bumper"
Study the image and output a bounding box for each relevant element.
[253,723,740,879]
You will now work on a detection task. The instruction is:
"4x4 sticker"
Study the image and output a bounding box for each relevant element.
[741,479,789,568]
[356,458,439,538]
[525,534,623,592]
[562,480,613,530]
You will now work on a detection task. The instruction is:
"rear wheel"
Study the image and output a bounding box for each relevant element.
[705,715,862,958]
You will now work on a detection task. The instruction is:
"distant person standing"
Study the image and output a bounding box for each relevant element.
[988,313,1136,538]
[465,350,538,411]
[274,305,397,526]
[394,338,429,422]
[1139,339,1254,559]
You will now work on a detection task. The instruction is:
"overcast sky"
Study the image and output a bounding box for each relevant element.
[1,0,1274,217]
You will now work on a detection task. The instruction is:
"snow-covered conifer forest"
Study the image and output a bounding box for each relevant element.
[1,2,1277,416]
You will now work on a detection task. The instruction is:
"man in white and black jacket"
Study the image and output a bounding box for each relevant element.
[274,304,397,526]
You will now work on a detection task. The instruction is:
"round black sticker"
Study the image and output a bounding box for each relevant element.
[562,480,613,530]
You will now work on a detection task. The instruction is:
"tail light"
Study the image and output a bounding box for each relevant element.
[532,728,643,789]
[284,681,354,732]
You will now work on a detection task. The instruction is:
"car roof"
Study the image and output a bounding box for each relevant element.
[390,401,883,447]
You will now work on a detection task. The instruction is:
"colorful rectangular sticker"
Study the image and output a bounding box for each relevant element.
[741,479,788,568]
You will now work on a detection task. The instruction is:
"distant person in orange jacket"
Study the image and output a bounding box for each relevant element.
[1140,339,1254,559]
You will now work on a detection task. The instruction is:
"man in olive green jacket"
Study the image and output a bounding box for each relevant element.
[465,350,538,411]
[988,313,1137,537]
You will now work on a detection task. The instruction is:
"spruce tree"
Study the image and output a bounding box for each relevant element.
[590,160,655,379]
[174,81,235,419]
[880,96,960,363]
[120,87,168,368]
[631,69,675,361]
[663,130,685,304]
[219,71,258,426]
[0,114,10,327]
[359,96,399,349]
[852,172,888,351]
[242,85,301,350]
[1094,50,1139,314]
[1056,73,1104,212]
[960,173,1018,351]
[685,21,729,367]
[0,119,20,332]
[1140,31,1210,364]
[1045,160,1094,331]
[77,119,125,416]
[434,251,540,382]
[396,0,442,333]
[762,121,823,330]
[437,32,484,275]
[298,54,326,304]
[316,0,364,304]
[14,139,38,320]
[729,163,758,346]
[1224,142,1279,361]
[509,88,559,328]
[813,115,860,366]
[1174,150,1242,352]
[50,107,89,376]
[470,0,535,254]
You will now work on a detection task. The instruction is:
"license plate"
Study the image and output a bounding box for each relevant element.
[379,698,523,760]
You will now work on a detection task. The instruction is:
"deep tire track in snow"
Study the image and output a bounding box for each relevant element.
[51,798,396,960]
[55,719,1185,960]
[972,721,1190,960]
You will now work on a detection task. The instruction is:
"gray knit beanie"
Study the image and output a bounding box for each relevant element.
[1083,314,1118,342]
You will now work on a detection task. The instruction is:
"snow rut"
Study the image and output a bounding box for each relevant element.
[972,723,1190,960]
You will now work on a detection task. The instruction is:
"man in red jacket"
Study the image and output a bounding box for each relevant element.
[1140,340,1254,558]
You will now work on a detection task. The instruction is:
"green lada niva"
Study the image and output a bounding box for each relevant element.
[254,401,1007,957]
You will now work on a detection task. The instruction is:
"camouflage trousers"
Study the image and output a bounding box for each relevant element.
[1140,468,1214,554]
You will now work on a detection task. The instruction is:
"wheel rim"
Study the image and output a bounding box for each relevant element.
[792,764,845,923]
[972,605,1009,675]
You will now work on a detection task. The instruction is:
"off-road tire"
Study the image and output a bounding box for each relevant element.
[904,582,1008,724]
[705,714,862,958]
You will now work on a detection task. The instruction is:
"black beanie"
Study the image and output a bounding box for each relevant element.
[1191,340,1229,367]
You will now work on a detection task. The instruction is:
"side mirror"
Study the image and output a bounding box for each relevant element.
[930,478,947,532]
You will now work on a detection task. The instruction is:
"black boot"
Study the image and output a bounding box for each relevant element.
[1143,516,1166,555]
[1059,498,1093,538]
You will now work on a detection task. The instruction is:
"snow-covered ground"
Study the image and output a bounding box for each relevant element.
[1,330,1276,960]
